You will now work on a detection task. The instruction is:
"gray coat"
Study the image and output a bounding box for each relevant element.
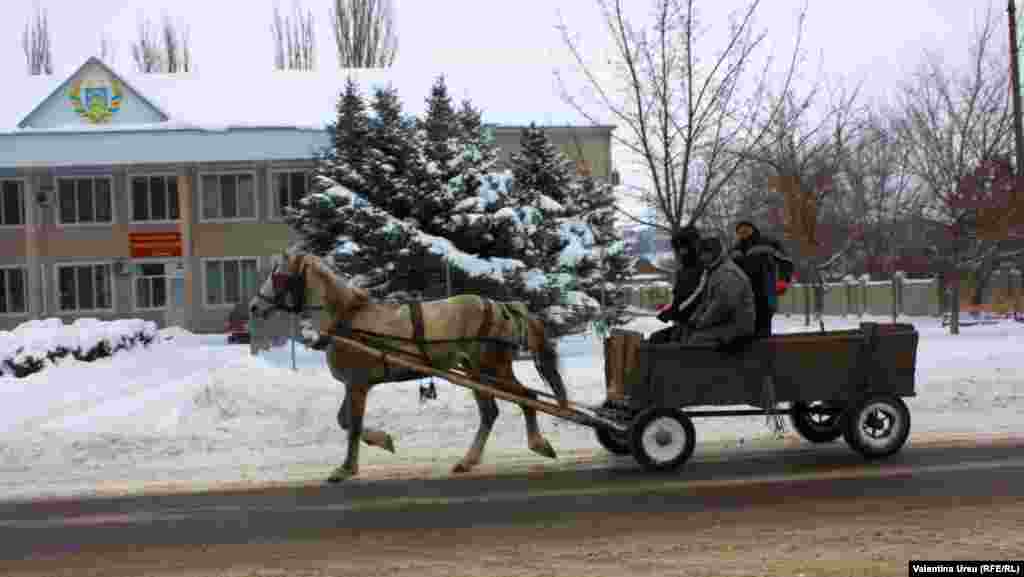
[686,252,756,346]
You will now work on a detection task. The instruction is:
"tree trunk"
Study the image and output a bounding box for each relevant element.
[803,263,812,327]
[971,254,996,307]
[950,271,960,335]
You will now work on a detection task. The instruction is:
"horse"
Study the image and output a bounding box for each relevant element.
[248,248,570,483]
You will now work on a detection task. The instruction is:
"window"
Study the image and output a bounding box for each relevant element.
[201,173,255,221]
[204,258,258,307]
[57,263,113,312]
[131,176,180,222]
[134,263,168,310]
[0,180,25,226]
[272,171,310,218]
[57,177,113,224]
[0,267,27,314]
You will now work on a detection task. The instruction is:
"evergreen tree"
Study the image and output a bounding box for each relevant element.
[506,124,576,273]
[286,79,620,332]
[288,77,369,257]
[568,173,635,326]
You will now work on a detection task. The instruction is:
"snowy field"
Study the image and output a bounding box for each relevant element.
[1,313,1022,502]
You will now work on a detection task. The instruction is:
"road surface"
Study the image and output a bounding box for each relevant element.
[3,434,1024,576]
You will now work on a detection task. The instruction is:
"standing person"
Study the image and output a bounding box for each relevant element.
[685,236,756,348]
[651,225,704,343]
[731,220,792,337]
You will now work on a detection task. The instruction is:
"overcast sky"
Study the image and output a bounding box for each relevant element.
[3,0,1012,219]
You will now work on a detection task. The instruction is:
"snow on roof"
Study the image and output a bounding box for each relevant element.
[4,57,608,133]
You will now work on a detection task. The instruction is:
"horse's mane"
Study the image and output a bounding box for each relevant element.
[296,252,369,319]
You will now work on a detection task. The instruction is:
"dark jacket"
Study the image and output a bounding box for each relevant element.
[731,223,781,315]
[664,226,704,324]
[687,238,756,346]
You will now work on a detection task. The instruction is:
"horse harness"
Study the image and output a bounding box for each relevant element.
[260,266,519,359]
[401,298,499,403]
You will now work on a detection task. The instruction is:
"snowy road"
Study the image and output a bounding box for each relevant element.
[3,435,1024,576]
[1,314,1022,502]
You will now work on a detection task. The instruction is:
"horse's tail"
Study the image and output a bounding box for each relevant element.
[529,316,569,409]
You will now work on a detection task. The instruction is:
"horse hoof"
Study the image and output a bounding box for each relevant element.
[384,435,396,454]
[531,440,557,460]
[327,466,356,483]
[451,462,473,474]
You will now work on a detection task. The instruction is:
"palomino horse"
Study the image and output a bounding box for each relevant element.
[248,249,570,482]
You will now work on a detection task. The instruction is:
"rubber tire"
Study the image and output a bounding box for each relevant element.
[596,426,632,455]
[843,394,911,460]
[629,408,696,472]
[790,401,845,443]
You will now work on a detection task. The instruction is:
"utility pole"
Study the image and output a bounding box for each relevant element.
[1009,0,1024,174]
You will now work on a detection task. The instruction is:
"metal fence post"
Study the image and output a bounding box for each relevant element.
[892,270,905,321]
[859,274,870,319]
[291,313,297,371]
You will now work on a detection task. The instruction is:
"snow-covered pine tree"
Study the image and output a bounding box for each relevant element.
[287,78,611,329]
[568,173,635,327]
[286,77,369,257]
[507,124,576,271]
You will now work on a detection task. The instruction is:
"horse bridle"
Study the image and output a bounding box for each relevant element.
[255,263,306,315]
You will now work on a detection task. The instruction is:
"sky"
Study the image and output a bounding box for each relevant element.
[2,0,1012,221]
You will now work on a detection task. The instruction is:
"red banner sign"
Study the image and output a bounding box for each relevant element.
[129,232,182,258]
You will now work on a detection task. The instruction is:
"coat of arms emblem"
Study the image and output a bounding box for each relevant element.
[68,77,123,123]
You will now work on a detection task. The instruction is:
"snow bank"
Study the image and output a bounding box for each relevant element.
[0,318,159,378]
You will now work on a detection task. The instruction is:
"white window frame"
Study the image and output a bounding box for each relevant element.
[53,261,116,314]
[131,258,173,311]
[54,176,116,228]
[127,172,181,223]
[200,256,260,310]
[0,178,27,229]
[197,171,259,223]
[0,265,29,317]
[269,169,312,221]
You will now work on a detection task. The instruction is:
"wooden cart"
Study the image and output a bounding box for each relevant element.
[598,322,919,471]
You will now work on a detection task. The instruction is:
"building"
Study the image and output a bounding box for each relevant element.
[0,58,615,332]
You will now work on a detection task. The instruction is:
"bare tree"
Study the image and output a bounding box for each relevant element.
[132,15,192,74]
[840,107,926,279]
[890,6,1019,334]
[726,76,868,325]
[98,33,116,65]
[556,0,807,237]
[273,2,317,70]
[330,0,398,68]
[22,5,53,75]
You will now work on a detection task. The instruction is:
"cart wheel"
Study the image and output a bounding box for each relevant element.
[596,426,632,455]
[843,394,911,459]
[629,408,696,472]
[790,401,845,443]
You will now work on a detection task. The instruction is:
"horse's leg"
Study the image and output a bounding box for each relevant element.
[336,392,395,453]
[332,366,395,453]
[328,371,370,483]
[496,355,557,460]
[452,387,499,474]
[529,318,569,409]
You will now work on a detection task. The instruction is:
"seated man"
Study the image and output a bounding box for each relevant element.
[650,225,704,344]
[685,236,756,349]
[731,219,792,336]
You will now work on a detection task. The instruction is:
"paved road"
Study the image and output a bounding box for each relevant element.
[3,434,1023,564]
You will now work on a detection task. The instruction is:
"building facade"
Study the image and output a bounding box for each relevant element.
[0,58,615,332]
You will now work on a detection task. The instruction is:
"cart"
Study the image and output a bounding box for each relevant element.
[596,322,919,471]
[324,321,918,474]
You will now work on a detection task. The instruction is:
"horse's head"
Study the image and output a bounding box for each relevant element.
[250,249,306,320]
[249,249,370,321]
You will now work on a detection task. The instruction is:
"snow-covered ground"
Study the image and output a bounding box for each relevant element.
[1,314,1022,502]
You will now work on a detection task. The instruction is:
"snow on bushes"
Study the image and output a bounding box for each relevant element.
[0,318,159,378]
